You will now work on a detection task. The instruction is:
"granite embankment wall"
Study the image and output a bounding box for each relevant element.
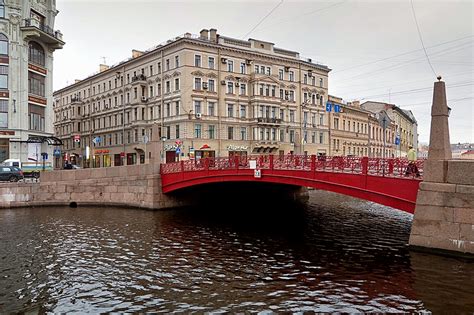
[409,160,474,254]
[0,164,187,209]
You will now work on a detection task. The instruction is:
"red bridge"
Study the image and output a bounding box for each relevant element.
[160,155,424,213]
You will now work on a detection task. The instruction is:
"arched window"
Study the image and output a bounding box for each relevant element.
[28,41,45,66]
[0,33,7,56]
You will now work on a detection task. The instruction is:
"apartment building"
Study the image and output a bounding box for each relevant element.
[361,101,418,157]
[328,95,396,157]
[53,28,331,167]
[0,1,64,163]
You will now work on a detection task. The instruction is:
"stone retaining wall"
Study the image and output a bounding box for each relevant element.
[410,160,474,254]
[0,164,188,210]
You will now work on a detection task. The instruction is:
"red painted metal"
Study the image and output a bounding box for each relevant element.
[160,155,424,213]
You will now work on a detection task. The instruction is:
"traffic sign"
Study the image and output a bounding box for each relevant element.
[92,136,101,144]
[53,149,61,157]
[176,147,181,154]
[326,102,332,112]
[120,152,125,157]
[73,134,80,143]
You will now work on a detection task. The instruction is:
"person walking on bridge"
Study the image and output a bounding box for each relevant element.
[405,146,420,177]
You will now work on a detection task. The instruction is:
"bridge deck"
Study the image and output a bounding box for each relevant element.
[160,155,423,213]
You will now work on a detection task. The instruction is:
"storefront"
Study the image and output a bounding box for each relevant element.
[127,153,137,165]
[0,138,9,162]
[227,145,248,158]
[195,144,215,160]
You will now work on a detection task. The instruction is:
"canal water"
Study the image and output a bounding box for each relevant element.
[0,190,473,313]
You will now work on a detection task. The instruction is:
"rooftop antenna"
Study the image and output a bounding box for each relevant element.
[100,56,107,64]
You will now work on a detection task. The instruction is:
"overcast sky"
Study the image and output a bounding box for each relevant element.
[53,0,473,144]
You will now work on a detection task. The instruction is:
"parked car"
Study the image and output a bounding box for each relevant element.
[0,166,24,182]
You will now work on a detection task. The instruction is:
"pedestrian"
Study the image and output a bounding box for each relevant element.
[405,146,420,177]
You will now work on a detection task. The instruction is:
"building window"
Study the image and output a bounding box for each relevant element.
[279,69,284,80]
[255,65,259,74]
[175,78,180,91]
[175,55,179,68]
[194,77,202,90]
[166,103,170,117]
[0,65,8,89]
[320,78,324,87]
[28,72,45,96]
[227,82,234,94]
[175,101,180,116]
[195,55,201,67]
[166,59,170,71]
[240,83,246,95]
[194,100,201,114]
[280,129,285,142]
[266,67,271,75]
[304,74,308,84]
[320,114,324,126]
[290,130,295,143]
[289,71,294,82]
[240,105,246,118]
[208,102,215,116]
[240,62,246,74]
[240,127,247,140]
[176,125,180,139]
[208,125,215,139]
[227,104,233,117]
[208,57,215,69]
[166,126,170,139]
[28,104,45,131]
[228,126,234,140]
[208,79,215,92]
[0,33,7,56]
[28,41,45,66]
[0,99,7,128]
[194,124,202,138]
[227,60,233,72]
[290,110,295,122]
[166,81,170,93]
[319,132,324,144]
[0,1,4,19]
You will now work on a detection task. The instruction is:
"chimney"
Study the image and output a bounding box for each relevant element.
[209,28,217,42]
[132,49,144,58]
[99,64,109,72]
[75,79,81,84]
[200,29,209,40]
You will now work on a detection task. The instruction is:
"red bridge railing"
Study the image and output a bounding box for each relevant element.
[161,155,424,179]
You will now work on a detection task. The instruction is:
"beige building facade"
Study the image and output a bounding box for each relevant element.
[361,101,417,158]
[328,95,395,158]
[0,0,64,164]
[53,29,331,167]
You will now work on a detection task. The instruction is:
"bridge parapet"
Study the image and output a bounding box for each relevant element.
[161,155,424,179]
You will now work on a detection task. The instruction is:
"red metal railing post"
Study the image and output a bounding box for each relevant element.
[180,160,184,172]
[269,154,274,170]
[362,157,368,175]
[388,158,394,175]
[235,156,239,169]
[310,155,316,172]
[204,158,209,170]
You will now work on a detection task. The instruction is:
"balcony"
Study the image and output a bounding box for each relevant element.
[131,74,147,85]
[21,19,65,49]
[71,96,82,104]
[257,117,282,125]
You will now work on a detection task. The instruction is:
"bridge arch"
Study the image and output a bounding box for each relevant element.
[161,155,423,213]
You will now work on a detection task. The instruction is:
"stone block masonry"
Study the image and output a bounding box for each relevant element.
[0,164,189,210]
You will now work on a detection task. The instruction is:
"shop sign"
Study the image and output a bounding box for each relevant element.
[95,149,110,154]
[164,144,179,151]
[0,130,14,135]
[227,145,248,151]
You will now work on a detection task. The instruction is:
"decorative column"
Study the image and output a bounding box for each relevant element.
[409,78,474,255]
